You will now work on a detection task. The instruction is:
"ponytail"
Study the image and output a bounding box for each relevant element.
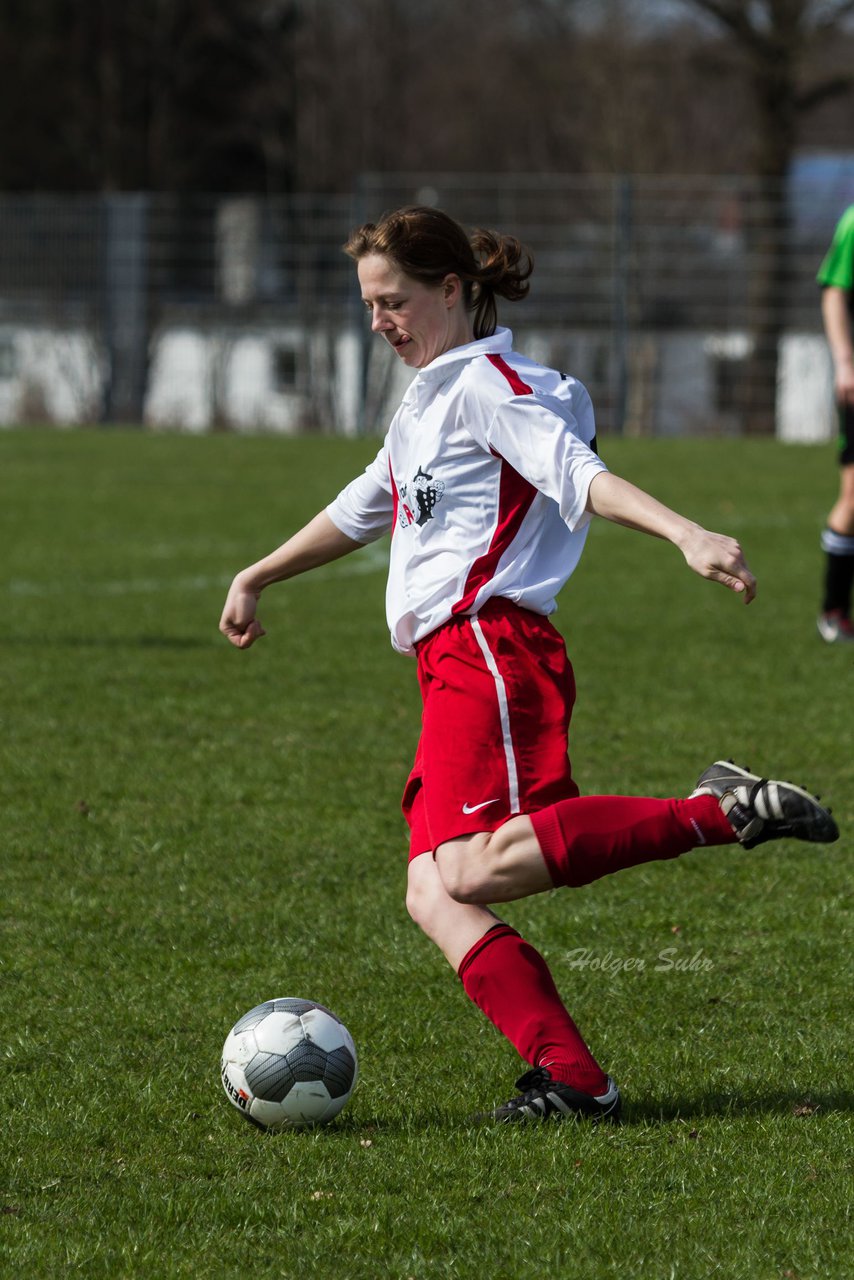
[468,228,533,339]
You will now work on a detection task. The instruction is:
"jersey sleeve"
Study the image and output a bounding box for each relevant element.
[325,444,395,543]
[817,206,854,290]
[480,384,608,532]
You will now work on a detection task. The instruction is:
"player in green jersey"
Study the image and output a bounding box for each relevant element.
[816,206,854,643]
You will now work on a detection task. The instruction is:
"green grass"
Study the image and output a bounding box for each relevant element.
[0,428,851,1279]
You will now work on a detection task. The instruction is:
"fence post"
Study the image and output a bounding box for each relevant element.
[101,193,149,424]
[350,180,371,434]
[612,175,633,437]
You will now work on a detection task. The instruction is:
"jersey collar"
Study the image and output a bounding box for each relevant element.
[414,327,514,385]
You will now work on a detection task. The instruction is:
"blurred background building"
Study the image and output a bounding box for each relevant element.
[0,0,852,438]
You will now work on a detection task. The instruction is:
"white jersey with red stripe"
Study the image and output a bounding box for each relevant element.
[326,327,607,655]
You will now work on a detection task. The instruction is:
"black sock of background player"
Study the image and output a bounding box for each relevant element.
[821,528,854,615]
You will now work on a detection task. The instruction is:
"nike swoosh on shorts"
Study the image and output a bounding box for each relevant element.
[462,799,500,815]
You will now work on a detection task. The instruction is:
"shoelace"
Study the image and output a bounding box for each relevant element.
[510,1067,559,1107]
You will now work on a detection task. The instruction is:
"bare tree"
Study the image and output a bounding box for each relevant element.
[675,0,854,432]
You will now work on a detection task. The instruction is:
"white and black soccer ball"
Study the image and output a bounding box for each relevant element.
[220,997,358,1131]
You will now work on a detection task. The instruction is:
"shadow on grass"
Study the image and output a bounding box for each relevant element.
[323,1088,854,1138]
[624,1087,854,1124]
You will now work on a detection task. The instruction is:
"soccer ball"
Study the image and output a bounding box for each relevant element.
[220,997,358,1131]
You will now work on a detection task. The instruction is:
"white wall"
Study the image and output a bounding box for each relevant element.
[776,334,836,444]
[0,321,840,443]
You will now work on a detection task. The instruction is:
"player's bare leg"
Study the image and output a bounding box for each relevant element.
[819,462,854,643]
[434,818,551,904]
[406,848,619,1119]
[434,800,714,904]
[406,849,502,968]
[827,461,854,534]
[435,764,838,906]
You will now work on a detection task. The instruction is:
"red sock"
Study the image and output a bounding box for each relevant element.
[458,923,608,1096]
[531,793,735,888]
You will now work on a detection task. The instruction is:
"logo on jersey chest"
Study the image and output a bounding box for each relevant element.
[398,465,445,528]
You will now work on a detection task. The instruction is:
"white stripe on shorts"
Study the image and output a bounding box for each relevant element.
[469,616,521,814]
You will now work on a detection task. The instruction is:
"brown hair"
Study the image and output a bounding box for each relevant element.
[343,206,533,339]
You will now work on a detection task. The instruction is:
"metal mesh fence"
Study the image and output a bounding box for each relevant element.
[0,175,847,437]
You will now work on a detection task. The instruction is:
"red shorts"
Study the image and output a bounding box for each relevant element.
[403,598,579,859]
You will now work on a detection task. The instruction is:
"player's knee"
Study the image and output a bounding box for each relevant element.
[435,845,493,905]
[405,859,450,932]
[404,877,433,930]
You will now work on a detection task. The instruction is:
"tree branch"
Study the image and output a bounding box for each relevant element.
[796,71,854,111]
[810,0,854,31]
[677,0,766,55]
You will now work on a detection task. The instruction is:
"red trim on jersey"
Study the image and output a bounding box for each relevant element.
[452,356,537,615]
[389,457,399,537]
[486,353,533,396]
[452,458,537,616]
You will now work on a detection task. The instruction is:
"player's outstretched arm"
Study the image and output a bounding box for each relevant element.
[219,510,365,649]
[585,471,756,603]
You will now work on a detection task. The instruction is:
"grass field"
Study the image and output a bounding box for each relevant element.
[1,427,851,1279]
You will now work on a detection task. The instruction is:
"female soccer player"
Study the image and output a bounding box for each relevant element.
[220,207,838,1124]
[816,204,854,643]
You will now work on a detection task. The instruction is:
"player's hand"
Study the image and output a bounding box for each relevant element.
[835,360,854,409]
[680,528,757,603]
[219,575,267,648]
